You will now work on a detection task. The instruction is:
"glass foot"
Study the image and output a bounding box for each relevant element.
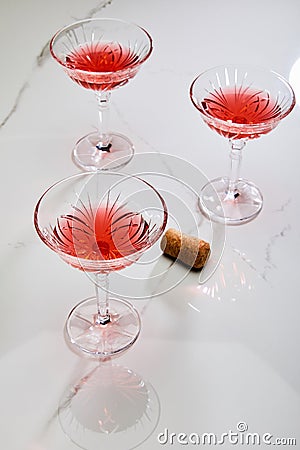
[58,364,160,449]
[199,177,263,225]
[72,131,134,171]
[65,297,141,358]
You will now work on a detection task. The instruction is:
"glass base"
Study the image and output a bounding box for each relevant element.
[65,297,141,358]
[199,177,263,225]
[72,131,134,171]
[58,364,160,450]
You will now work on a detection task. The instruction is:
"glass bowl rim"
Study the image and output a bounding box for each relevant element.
[190,64,296,129]
[49,17,153,77]
[34,171,168,266]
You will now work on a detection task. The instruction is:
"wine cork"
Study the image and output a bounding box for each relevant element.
[160,228,210,269]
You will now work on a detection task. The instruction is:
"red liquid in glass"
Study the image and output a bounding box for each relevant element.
[53,204,149,270]
[65,42,140,90]
[202,87,281,139]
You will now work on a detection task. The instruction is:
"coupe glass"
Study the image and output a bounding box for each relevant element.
[50,18,153,171]
[34,172,167,358]
[190,65,295,225]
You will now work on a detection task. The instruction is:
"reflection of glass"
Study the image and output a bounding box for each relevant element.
[50,18,152,171]
[59,363,160,449]
[187,246,255,306]
[198,260,251,302]
[190,65,295,225]
[34,172,167,358]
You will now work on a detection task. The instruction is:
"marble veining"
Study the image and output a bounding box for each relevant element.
[262,224,292,282]
[71,0,113,21]
[0,0,113,131]
[7,241,26,249]
[232,221,292,285]
[0,82,29,129]
[273,197,292,213]
[36,41,51,67]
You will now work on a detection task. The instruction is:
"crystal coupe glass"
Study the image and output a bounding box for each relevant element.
[34,172,167,358]
[190,65,295,225]
[50,18,153,171]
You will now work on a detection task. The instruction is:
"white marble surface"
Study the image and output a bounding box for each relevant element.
[1,0,300,449]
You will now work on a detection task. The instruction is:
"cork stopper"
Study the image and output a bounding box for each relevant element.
[160,228,210,269]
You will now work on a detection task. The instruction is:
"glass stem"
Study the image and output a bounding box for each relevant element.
[95,91,112,151]
[227,139,246,198]
[95,272,110,325]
